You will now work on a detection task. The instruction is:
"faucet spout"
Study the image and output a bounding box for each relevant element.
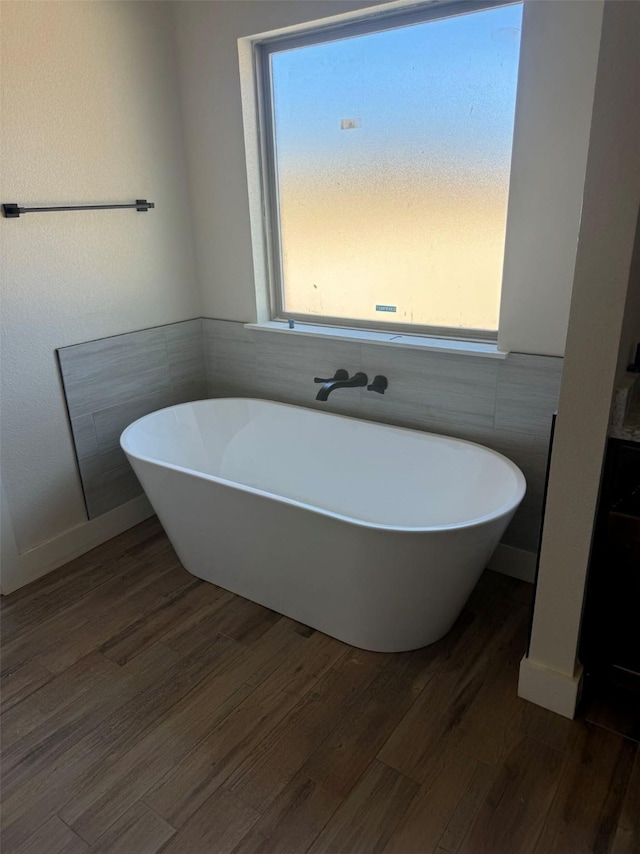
[315,372,368,401]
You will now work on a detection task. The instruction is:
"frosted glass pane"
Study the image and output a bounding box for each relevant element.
[270,3,523,331]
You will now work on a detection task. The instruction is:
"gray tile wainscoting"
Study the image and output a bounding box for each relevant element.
[58,319,207,518]
[203,319,563,554]
[58,315,562,557]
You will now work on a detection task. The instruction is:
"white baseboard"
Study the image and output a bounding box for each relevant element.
[1,495,154,595]
[518,655,584,719]
[487,543,537,583]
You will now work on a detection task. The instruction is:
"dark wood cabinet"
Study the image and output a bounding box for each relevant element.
[580,439,640,679]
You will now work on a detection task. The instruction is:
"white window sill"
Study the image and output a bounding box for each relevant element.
[244,321,509,359]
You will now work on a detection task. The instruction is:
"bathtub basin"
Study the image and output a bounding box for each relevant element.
[121,398,526,652]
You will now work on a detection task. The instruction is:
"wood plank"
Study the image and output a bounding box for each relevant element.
[520,700,578,754]
[1,554,171,674]
[381,749,485,854]
[435,760,499,853]
[299,641,445,800]
[0,642,183,851]
[231,773,342,854]
[154,788,260,854]
[161,594,281,656]
[1,551,139,647]
[89,802,174,854]
[534,724,637,854]
[451,610,532,766]
[378,599,526,783]
[307,760,419,854]
[121,525,176,564]
[145,630,346,828]
[36,562,194,674]
[0,517,161,616]
[12,816,88,854]
[98,577,227,666]
[214,596,282,644]
[1,642,182,792]
[2,651,120,749]
[612,748,640,854]
[0,522,171,656]
[63,685,252,845]
[0,659,52,713]
[457,737,565,854]
[227,646,390,813]
[59,619,307,844]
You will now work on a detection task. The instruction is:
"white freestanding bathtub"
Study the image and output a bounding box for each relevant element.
[121,398,525,652]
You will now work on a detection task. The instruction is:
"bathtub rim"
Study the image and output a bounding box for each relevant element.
[120,397,527,535]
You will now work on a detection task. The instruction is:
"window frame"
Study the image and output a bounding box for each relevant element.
[253,0,522,344]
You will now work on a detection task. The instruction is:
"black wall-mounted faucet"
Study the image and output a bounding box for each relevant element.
[367,375,388,394]
[314,370,368,401]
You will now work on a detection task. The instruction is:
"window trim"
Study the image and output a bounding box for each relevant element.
[244,320,509,359]
[251,0,522,344]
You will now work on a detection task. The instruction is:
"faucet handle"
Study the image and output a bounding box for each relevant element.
[314,369,349,383]
[367,375,388,394]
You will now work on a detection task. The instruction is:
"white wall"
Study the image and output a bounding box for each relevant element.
[0,479,20,594]
[0,1,200,554]
[173,0,380,323]
[519,0,640,717]
[174,0,603,357]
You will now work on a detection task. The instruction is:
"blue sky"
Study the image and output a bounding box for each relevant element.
[271,2,523,179]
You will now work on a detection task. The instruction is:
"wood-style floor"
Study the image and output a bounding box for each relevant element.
[1,518,638,854]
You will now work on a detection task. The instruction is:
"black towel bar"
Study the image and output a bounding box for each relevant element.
[2,200,155,218]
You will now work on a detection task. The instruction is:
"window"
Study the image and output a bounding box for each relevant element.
[256,1,523,340]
